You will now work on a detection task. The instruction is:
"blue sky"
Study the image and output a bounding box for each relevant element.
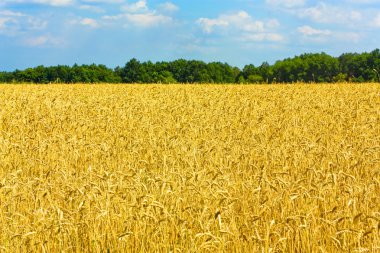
[1,0,380,71]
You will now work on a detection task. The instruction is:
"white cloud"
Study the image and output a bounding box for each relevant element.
[103,13,172,27]
[197,18,228,33]
[335,32,361,42]
[267,19,280,28]
[122,0,148,13]
[198,11,265,33]
[124,13,172,27]
[25,35,50,46]
[29,18,48,30]
[266,0,305,8]
[0,11,24,33]
[0,10,47,35]
[79,17,99,28]
[242,33,284,42]
[0,10,25,17]
[158,2,179,13]
[344,0,379,4]
[0,17,11,30]
[24,35,64,47]
[297,25,332,36]
[2,0,74,6]
[79,5,106,13]
[69,17,100,28]
[35,0,74,6]
[372,13,380,27]
[197,11,283,42]
[298,3,362,24]
[297,25,362,43]
[81,0,124,3]
[102,0,174,28]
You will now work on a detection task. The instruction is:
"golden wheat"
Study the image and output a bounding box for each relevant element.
[0,83,379,252]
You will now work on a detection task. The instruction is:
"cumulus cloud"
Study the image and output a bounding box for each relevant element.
[266,0,305,8]
[197,17,229,33]
[297,25,362,43]
[34,0,74,6]
[78,0,126,13]
[125,13,172,27]
[122,0,148,13]
[25,36,50,46]
[103,13,172,27]
[372,13,380,27]
[24,35,63,46]
[79,5,106,13]
[298,3,362,24]
[297,25,332,36]
[1,0,123,7]
[0,11,22,33]
[126,13,172,27]
[344,0,379,4]
[79,17,99,28]
[25,36,49,47]
[81,0,124,3]
[335,32,361,42]
[241,33,284,42]
[158,2,179,13]
[68,16,101,28]
[198,11,265,33]
[102,0,174,28]
[0,17,12,31]
[0,10,47,35]
[0,10,25,17]
[1,0,75,6]
[197,11,283,42]
[267,19,280,28]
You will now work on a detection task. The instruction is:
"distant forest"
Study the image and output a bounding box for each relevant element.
[1,49,379,84]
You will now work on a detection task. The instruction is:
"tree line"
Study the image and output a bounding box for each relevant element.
[1,49,379,84]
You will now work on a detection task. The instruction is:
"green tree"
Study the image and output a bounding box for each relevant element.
[121,58,144,83]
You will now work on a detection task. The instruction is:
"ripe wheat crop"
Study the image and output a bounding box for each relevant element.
[0,83,379,252]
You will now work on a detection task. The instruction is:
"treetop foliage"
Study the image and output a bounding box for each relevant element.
[1,49,379,84]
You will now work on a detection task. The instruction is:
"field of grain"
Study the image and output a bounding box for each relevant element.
[0,84,379,252]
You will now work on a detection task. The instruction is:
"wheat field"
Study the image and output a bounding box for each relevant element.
[0,83,379,252]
